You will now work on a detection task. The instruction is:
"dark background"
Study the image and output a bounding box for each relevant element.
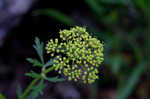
[0,0,150,99]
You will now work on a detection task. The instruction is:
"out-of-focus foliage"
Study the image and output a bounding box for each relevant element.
[0,93,6,99]
[39,0,150,99]
[17,86,23,99]
[39,9,75,26]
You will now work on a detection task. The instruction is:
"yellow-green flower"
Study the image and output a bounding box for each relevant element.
[45,26,104,84]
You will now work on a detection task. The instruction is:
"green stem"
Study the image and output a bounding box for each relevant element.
[20,77,40,99]
[20,66,55,99]
[43,66,55,74]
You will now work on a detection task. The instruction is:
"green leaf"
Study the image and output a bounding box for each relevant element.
[44,76,65,83]
[0,93,6,99]
[103,11,118,25]
[101,0,124,4]
[16,85,23,99]
[25,71,41,78]
[43,56,59,67]
[43,55,62,68]
[41,9,74,26]
[105,54,128,74]
[26,79,46,99]
[43,59,54,67]
[117,62,147,99]
[127,35,142,62]
[110,55,122,74]
[33,37,44,64]
[86,0,104,16]
[26,58,43,67]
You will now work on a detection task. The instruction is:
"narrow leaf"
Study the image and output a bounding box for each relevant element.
[26,79,46,99]
[117,62,147,99]
[101,0,124,4]
[16,85,23,99]
[44,76,65,83]
[43,59,54,67]
[110,55,123,73]
[25,71,41,78]
[43,55,62,67]
[41,9,74,26]
[26,58,43,67]
[33,37,44,64]
[86,0,104,16]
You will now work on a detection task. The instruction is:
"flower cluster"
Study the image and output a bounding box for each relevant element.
[45,26,104,84]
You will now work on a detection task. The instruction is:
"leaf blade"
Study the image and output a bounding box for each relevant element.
[25,71,42,78]
[16,85,23,99]
[33,37,44,64]
[117,62,147,99]
[41,9,74,26]
[26,79,46,99]
[44,76,65,83]
[26,58,43,67]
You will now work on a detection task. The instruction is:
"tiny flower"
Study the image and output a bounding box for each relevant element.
[46,26,104,84]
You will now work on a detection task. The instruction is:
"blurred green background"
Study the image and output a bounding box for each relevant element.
[0,0,150,99]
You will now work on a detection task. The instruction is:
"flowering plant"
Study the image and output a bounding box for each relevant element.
[0,26,104,99]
